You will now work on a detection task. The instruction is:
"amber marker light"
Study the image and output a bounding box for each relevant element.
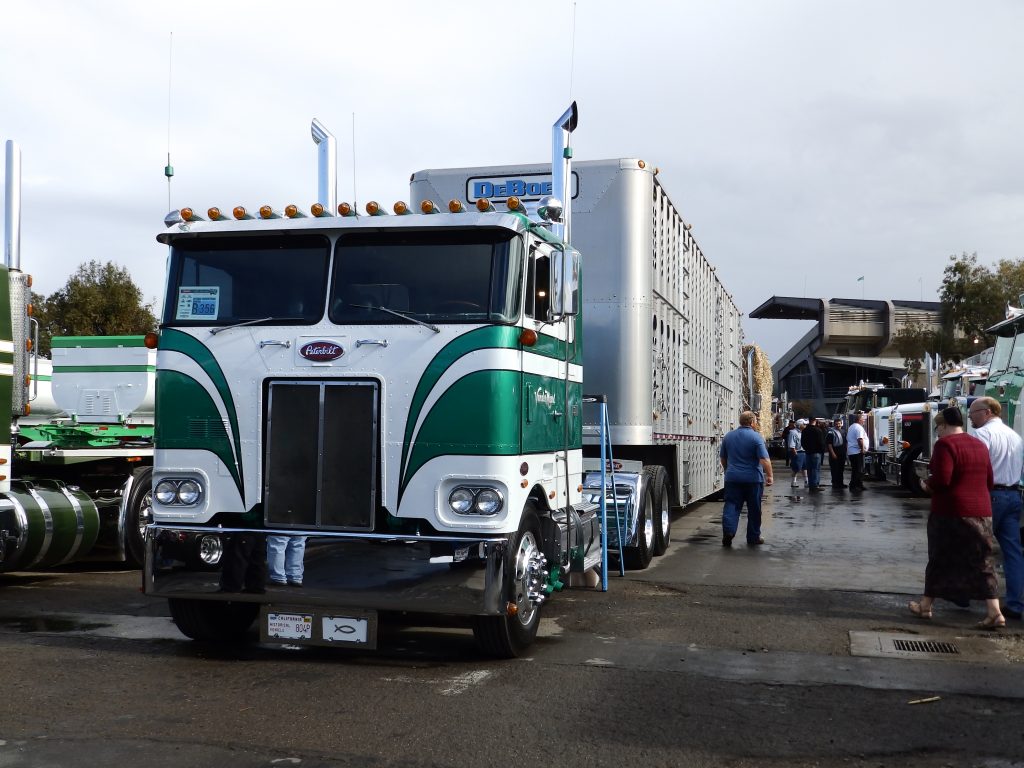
[507,196,523,212]
[144,332,160,350]
[23,404,30,416]
[475,199,494,212]
[448,199,464,213]
[233,206,247,220]
[421,200,439,214]
[519,329,538,347]
[364,201,379,215]
[520,479,529,488]
[26,339,32,352]
[26,304,33,317]
[548,490,556,499]
[338,202,353,216]
[638,160,646,169]
[311,203,325,217]
[259,205,274,219]
[26,275,32,288]
[0,457,7,464]
[393,201,409,215]
[24,375,30,386]
[285,204,299,218]
[208,207,221,220]
[181,207,195,221]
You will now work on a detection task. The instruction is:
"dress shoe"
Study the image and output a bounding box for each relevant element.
[747,537,765,546]
[722,534,734,547]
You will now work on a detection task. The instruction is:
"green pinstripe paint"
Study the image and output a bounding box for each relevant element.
[154,370,242,493]
[521,373,583,453]
[401,369,521,498]
[51,335,147,348]
[0,351,13,364]
[53,365,156,373]
[399,325,520,488]
[157,328,244,495]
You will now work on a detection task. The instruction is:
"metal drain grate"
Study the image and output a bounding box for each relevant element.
[892,638,959,655]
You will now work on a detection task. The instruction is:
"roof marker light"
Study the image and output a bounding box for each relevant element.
[232,206,253,220]
[207,207,227,221]
[476,199,494,212]
[421,200,440,214]
[448,199,465,213]
[285,205,306,218]
[365,201,387,216]
[180,207,205,222]
[393,201,411,215]
[506,196,524,212]
[311,203,332,217]
[259,205,281,219]
[144,332,159,349]
[337,202,355,217]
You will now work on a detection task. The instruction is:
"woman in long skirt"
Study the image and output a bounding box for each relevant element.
[909,407,1005,629]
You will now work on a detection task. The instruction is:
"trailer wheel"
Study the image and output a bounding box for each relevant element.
[472,506,545,658]
[646,466,672,556]
[624,481,655,570]
[124,467,153,568]
[168,598,258,643]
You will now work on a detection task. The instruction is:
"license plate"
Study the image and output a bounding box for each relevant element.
[266,612,313,640]
[321,615,370,645]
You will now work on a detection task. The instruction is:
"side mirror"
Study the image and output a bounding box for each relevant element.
[549,247,580,320]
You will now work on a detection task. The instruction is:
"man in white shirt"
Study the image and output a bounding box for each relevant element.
[787,420,807,487]
[846,411,868,492]
[969,396,1024,620]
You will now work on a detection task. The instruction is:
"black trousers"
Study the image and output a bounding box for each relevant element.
[848,453,865,490]
[829,451,847,487]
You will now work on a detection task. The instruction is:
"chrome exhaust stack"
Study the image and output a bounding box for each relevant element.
[311,119,337,214]
[4,140,21,271]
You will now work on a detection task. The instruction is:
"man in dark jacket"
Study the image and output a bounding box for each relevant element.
[801,417,826,490]
[826,417,847,488]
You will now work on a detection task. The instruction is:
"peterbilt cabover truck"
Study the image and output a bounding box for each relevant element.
[144,106,744,657]
[0,141,156,570]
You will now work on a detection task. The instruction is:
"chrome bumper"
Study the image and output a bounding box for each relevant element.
[144,526,509,616]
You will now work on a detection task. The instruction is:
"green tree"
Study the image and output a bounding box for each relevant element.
[34,261,157,356]
[939,252,1024,350]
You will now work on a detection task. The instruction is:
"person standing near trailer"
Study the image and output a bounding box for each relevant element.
[847,411,868,492]
[719,411,774,548]
[827,417,847,489]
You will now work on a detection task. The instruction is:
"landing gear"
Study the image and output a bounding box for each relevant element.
[473,506,547,658]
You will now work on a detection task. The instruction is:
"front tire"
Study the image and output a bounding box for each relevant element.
[169,598,258,642]
[124,467,153,568]
[473,506,546,658]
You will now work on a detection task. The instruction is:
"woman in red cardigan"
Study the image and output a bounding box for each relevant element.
[910,406,1005,629]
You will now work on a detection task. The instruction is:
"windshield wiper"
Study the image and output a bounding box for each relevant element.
[209,316,302,335]
[351,304,440,334]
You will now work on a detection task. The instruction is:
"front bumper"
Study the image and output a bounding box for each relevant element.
[144,526,509,616]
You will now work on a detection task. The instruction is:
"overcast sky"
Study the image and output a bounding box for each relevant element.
[2,1,1022,362]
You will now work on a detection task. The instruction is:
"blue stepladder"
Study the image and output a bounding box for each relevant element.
[582,395,625,590]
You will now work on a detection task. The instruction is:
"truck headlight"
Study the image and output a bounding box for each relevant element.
[177,480,202,505]
[448,486,504,516]
[474,488,503,515]
[155,478,205,506]
[449,488,476,514]
[155,480,178,505]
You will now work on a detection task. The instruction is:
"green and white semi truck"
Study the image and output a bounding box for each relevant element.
[144,106,743,656]
[0,141,156,571]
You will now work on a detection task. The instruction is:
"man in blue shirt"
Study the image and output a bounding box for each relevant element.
[719,410,774,547]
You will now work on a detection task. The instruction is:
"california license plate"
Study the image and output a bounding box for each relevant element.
[266,612,313,641]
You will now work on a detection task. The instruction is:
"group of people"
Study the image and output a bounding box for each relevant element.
[782,412,867,491]
[910,397,1024,630]
[719,399,1024,630]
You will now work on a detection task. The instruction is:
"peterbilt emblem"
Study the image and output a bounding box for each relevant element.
[299,341,344,361]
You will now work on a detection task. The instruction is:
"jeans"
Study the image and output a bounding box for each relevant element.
[805,453,822,488]
[991,489,1024,614]
[722,481,764,543]
[267,535,308,585]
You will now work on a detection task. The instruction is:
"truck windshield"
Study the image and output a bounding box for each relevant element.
[328,229,521,325]
[163,235,330,326]
[989,334,1015,377]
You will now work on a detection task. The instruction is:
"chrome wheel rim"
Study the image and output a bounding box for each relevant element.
[137,490,153,539]
[659,491,670,538]
[513,530,547,627]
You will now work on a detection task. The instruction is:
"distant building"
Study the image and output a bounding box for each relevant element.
[750,297,944,416]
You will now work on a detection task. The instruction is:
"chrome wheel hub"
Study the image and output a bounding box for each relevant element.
[513,531,548,626]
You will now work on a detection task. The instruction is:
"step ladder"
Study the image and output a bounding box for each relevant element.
[582,394,626,590]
